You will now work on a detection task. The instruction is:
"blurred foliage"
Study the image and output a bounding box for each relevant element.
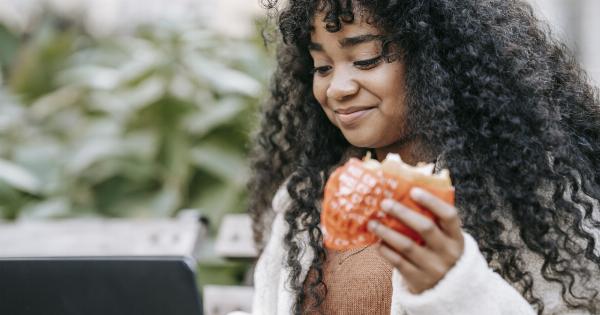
[0,12,272,231]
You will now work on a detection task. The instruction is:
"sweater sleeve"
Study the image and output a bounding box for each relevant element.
[390,233,536,315]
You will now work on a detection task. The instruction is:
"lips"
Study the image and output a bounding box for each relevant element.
[334,106,376,125]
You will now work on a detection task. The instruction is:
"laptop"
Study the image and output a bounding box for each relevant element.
[0,256,203,315]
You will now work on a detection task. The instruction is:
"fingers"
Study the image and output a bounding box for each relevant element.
[377,242,446,294]
[368,216,464,294]
[409,188,463,240]
[378,243,418,275]
[377,192,464,267]
[369,188,466,294]
[368,220,438,270]
[380,199,446,251]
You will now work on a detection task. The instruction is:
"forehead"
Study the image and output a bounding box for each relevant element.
[310,11,381,42]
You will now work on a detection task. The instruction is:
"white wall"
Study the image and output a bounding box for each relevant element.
[527,0,600,84]
[578,0,600,84]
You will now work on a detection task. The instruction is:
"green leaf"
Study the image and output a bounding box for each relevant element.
[183,53,261,96]
[0,180,31,220]
[0,24,19,74]
[67,138,124,175]
[189,181,243,234]
[58,65,121,90]
[19,198,71,220]
[190,144,249,188]
[149,185,181,217]
[8,19,77,101]
[29,85,82,119]
[184,97,244,137]
[13,140,65,194]
[89,76,166,116]
[0,159,42,194]
[0,94,25,133]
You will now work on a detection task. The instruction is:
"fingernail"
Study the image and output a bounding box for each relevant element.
[367,220,378,231]
[410,187,425,200]
[381,199,393,211]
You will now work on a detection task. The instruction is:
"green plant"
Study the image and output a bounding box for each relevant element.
[0,14,272,230]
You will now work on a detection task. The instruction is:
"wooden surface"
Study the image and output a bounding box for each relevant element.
[203,285,253,315]
[215,214,257,258]
[0,217,204,258]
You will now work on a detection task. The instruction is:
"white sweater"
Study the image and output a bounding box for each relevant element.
[233,183,596,315]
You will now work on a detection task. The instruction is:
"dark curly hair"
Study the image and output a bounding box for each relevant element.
[248,0,600,314]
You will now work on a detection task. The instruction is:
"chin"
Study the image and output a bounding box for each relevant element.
[343,133,377,149]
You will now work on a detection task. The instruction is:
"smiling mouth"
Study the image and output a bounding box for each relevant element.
[334,106,376,125]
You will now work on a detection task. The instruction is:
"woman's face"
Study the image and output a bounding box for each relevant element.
[310,12,411,154]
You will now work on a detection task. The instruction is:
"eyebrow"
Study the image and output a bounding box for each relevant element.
[309,34,384,51]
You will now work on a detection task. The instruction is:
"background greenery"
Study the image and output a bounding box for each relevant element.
[0,10,272,287]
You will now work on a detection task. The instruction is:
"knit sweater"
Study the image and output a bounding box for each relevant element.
[301,244,393,314]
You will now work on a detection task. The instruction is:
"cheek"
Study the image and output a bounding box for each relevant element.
[376,65,408,115]
[312,78,327,107]
[313,79,337,123]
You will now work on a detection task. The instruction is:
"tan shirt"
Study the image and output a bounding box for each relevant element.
[302,243,393,314]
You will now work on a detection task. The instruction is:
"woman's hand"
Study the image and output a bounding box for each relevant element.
[367,187,464,294]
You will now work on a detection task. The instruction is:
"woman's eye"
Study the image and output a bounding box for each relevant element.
[312,65,332,76]
[353,56,383,70]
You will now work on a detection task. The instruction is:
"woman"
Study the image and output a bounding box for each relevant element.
[246,0,600,314]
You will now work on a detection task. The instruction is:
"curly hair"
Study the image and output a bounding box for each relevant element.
[248,0,600,314]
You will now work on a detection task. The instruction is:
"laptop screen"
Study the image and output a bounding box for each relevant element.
[0,256,203,315]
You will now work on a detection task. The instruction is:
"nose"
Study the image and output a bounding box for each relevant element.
[326,69,359,101]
